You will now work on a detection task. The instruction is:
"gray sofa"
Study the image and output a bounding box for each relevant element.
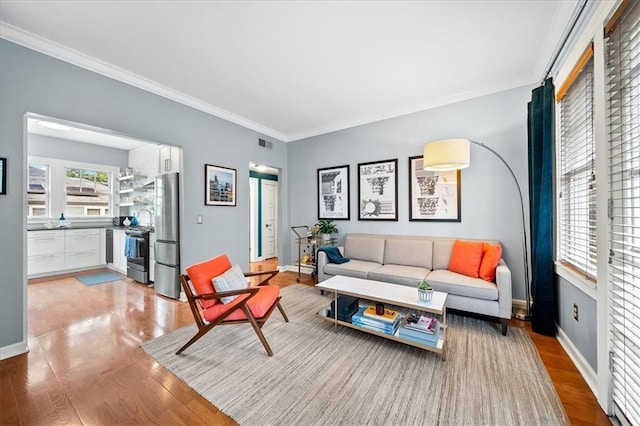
[317,233,512,335]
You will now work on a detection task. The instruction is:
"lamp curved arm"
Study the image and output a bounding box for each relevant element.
[470,140,531,318]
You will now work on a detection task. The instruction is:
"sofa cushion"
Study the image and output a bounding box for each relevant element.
[368,264,430,287]
[383,238,433,269]
[324,259,381,279]
[433,240,455,270]
[479,243,503,282]
[448,240,484,278]
[344,235,385,264]
[426,269,498,300]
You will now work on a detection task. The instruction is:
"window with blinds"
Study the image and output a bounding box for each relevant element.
[557,52,597,281]
[607,1,640,425]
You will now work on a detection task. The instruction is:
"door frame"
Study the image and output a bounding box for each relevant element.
[248,170,279,262]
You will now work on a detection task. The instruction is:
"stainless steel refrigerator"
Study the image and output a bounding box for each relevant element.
[154,172,181,299]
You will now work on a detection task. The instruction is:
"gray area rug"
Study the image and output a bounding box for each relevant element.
[142,284,569,425]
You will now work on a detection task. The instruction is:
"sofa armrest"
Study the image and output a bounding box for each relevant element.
[317,246,344,282]
[495,259,513,320]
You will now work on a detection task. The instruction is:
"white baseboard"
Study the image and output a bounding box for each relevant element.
[0,340,29,360]
[512,298,527,311]
[283,264,314,275]
[556,324,598,397]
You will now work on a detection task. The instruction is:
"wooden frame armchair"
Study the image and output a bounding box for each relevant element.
[177,255,289,356]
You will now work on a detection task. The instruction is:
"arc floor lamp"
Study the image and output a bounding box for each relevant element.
[423,138,531,320]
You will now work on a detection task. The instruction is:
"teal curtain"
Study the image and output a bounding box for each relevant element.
[527,78,555,336]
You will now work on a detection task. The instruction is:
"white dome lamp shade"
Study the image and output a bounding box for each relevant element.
[422,138,471,171]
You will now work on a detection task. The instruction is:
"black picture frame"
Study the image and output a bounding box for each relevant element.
[408,155,461,222]
[205,164,237,206]
[358,158,398,221]
[0,158,6,195]
[317,164,350,220]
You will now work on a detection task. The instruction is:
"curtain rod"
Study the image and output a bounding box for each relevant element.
[540,0,589,84]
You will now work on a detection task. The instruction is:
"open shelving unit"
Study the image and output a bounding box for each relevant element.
[118,174,150,208]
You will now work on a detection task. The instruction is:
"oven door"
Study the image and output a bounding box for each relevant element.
[124,231,149,283]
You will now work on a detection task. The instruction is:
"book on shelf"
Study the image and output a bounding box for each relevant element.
[399,325,443,346]
[362,305,400,323]
[351,307,400,333]
[351,318,399,334]
[352,319,399,336]
[399,324,441,343]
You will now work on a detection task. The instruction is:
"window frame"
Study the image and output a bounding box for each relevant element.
[555,50,599,289]
[27,155,118,223]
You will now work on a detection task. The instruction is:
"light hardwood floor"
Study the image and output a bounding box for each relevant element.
[0,260,610,425]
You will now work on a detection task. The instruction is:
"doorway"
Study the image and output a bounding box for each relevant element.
[249,165,279,263]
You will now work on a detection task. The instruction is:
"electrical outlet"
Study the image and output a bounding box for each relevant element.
[573,304,579,321]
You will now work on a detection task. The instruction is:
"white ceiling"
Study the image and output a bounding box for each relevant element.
[1,1,579,142]
[27,117,152,151]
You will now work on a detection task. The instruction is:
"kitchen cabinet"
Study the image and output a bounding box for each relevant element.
[159,144,180,174]
[28,230,65,275]
[149,232,156,282]
[28,229,104,276]
[110,229,128,274]
[64,229,100,270]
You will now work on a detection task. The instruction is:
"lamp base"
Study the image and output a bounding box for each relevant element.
[514,309,531,321]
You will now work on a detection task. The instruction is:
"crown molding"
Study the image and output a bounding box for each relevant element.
[0,22,289,142]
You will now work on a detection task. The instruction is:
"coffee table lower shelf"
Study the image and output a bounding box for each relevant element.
[317,307,446,359]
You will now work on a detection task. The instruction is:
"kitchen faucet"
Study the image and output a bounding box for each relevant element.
[136,209,154,227]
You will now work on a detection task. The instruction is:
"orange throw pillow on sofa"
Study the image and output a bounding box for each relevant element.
[479,243,503,282]
[448,240,484,278]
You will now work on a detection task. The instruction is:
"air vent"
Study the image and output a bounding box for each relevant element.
[258,138,273,149]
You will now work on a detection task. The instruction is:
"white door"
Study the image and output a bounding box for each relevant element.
[261,180,277,259]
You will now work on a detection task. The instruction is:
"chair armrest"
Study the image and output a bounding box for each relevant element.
[317,246,344,282]
[244,269,278,286]
[495,259,513,320]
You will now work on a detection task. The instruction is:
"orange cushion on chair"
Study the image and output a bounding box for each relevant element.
[479,243,503,282]
[186,254,232,309]
[448,240,484,278]
[202,284,280,323]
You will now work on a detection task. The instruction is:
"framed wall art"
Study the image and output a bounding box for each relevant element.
[0,158,5,195]
[358,158,398,221]
[408,155,461,221]
[205,164,237,206]
[317,164,350,220]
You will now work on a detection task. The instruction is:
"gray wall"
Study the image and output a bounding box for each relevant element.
[556,276,598,371]
[29,134,129,168]
[288,85,534,302]
[0,39,289,351]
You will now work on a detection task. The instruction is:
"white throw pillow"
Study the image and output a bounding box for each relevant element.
[212,264,248,304]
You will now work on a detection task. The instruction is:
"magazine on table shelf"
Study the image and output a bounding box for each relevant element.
[403,314,438,334]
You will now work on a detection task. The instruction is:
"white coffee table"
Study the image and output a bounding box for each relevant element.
[316,275,448,359]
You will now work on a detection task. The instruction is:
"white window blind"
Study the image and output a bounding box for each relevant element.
[608,1,640,425]
[558,54,597,281]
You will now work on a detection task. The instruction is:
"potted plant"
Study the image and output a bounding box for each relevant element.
[417,279,433,302]
[316,219,338,241]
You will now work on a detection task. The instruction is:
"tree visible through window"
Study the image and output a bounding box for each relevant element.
[65,168,111,217]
